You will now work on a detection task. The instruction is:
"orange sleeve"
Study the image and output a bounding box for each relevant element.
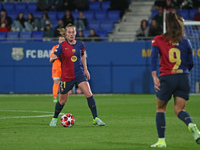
[50,44,58,58]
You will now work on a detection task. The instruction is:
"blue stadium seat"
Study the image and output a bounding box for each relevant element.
[3,2,15,12]
[84,11,95,21]
[9,12,17,21]
[96,30,107,41]
[151,10,158,19]
[102,1,111,11]
[47,11,57,21]
[89,21,101,31]
[0,32,7,41]
[20,31,32,42]
[107,10,120,22]
[89,1,101,11]
[101,21,113,33]
[57,12,65,20]
[7,32,19,41]
[27,2,37,13]
[83,30,90,37]
[52,21,58,30]
[34,11,43,19]
[189,9,198,20]
[71,11,79,20]
[177,9,189,20]
[95,11,107,21]
[15,2,27,12]
[32,31,44,42]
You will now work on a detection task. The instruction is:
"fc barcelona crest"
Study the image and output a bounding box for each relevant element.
[72,49,76,53]
[11,47,24,61]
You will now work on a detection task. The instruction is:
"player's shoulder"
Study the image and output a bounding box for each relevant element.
[152,34,164,45]
[53,44,59,49]
[182,37,190,43]
[76,40,85,47]
[76,40,84,45]
[154,34,164,41]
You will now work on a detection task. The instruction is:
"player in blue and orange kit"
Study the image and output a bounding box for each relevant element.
[150,12,200,148]
[49,23,105,126]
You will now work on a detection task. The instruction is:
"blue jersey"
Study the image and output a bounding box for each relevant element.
[151,35,194,76]
[54,40,85,82]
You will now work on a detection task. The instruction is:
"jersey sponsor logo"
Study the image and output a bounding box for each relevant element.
[65,48,68,50]
[72,49,76,53]
[11,47,24,61]
[71,56,77,62]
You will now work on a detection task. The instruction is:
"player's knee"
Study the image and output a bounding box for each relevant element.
[174,108,184,116]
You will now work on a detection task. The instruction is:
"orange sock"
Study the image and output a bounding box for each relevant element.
[53,83,59,98]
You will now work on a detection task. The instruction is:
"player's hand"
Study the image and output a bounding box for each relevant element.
[84,70,90,80]
[153,76,160,92]
[50,54,58,63]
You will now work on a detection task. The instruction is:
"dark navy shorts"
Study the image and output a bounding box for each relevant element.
[156,74,190,101]
[60,76,87,94]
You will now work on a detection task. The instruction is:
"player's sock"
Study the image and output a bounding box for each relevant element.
[53,83,59,98]
[178,111,193,126]
[53,101,64,118]
[156,112,166,138]
[87,95,97,119]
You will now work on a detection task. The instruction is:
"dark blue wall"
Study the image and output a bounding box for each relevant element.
[0,41,160,93]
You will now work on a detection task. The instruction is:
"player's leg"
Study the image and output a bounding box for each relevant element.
[50,93,69,126]
[52,78,60,102]
[77,76,105,126]
[50,81,74,126]
[174,97,200,144]
[151,97,168,148]
[52,68,61,102]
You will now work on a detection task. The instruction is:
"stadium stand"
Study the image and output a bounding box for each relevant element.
[95,11,107,21]
[0,1,121,41]
[20,31,32,42]
[32,31,44,42]
[102,1,111,11]
[89,1,101,11]
[0,32,7,41]
[7,31,19,41]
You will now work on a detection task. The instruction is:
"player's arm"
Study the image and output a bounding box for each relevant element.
[81,52,90,80]
[50,54,58,63]
[50,44,62,63]
[151,45,160,91]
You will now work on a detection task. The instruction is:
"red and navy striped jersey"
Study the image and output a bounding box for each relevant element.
[54,40,85,82]
[151,35,194,77]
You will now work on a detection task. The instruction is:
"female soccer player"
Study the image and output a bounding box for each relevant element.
[150,12,200,148]
[49,23,105,126]
[50,36,65,102]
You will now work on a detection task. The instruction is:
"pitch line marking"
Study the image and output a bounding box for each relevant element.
[0,109,65,119]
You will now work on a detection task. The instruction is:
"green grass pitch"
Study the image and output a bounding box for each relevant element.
[0,94,200,150]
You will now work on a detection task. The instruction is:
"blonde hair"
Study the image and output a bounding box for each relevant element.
[57,23,76,37]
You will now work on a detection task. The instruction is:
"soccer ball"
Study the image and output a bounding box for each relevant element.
[60,113,75,127]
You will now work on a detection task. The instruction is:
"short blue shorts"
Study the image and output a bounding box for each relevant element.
[60,76,87,94]
[156,74,190,101]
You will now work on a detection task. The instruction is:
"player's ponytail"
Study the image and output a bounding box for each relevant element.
[164,12,185,43]
[57,28,66,36]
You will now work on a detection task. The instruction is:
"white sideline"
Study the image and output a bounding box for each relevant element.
[0,110,65,119]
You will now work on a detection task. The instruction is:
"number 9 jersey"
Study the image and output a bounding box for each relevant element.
[151,35,194,77]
